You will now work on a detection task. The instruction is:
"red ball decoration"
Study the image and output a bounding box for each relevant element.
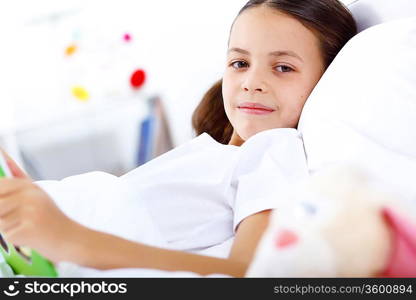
[123,33,132,42]
[130,69,146,89]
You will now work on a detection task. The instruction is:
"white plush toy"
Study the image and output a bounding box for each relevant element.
[245,165,416,277]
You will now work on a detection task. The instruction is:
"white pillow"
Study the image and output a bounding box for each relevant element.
[348,0,416,32]
[298,17,416,201]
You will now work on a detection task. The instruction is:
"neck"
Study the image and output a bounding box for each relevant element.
[228,131,244,146]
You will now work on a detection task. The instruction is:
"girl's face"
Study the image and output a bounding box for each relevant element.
[222,6,325,145]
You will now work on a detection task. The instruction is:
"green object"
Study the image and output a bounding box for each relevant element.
[0,242,58,277]
[0,156,58,277]
[0,256,14,277]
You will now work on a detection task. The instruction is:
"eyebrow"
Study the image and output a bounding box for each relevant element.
[227,47,304,62]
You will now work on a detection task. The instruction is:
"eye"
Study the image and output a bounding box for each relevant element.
[276,65,294,73]
[230,60,248,69]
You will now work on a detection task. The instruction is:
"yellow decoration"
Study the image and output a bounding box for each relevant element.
[65,44,77,56]
[71,86,90,101]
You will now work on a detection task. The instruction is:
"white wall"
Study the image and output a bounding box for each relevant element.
[0,0,247,145]
[1,0,355,143]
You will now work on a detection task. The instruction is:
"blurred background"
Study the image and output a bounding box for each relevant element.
[0,0,354,180]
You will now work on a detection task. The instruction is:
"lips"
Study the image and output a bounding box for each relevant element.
[237,102,275,115]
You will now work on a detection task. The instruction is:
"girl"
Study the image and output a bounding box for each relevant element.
[0,0,356,277]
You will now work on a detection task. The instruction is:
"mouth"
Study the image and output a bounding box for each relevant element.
[237,102,276,115]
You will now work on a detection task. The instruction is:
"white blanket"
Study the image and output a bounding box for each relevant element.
[22,172,232,278]
[0,171,232,277]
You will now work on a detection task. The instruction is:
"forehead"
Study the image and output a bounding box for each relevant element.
[229,6,320,56]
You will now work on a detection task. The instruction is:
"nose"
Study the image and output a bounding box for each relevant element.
[241,67,268,93]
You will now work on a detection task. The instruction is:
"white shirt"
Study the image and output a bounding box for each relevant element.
[37,128,308,258]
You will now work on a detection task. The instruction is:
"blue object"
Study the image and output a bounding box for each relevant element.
[137,115,155,166]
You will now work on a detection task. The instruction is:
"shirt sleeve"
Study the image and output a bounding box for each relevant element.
[232,128,309,232]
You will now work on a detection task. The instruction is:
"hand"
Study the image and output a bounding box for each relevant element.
[0,177,82,263]
[0,151,81,263]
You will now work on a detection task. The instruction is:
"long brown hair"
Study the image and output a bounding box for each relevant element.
[192,0,357,144]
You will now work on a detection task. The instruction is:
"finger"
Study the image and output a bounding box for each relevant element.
[0,197,19,218]
[0,178,31,197]
[0,149,28,179]
[0,221,25,247]
[0,209,22,235]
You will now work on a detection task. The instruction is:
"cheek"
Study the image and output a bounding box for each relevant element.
[221,75,235,113]
[281,95,308,126]
[292,96,308,114]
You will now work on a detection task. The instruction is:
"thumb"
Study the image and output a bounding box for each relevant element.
[0,149,29,179]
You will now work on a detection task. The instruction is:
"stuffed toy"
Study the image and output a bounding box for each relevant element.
[246,165,416,277]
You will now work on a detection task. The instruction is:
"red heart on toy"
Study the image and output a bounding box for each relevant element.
[275,229,298,249]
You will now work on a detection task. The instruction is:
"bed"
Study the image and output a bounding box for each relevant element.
[1,0,415,278]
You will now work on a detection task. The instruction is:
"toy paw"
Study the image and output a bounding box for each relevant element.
[378,207,416,277]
